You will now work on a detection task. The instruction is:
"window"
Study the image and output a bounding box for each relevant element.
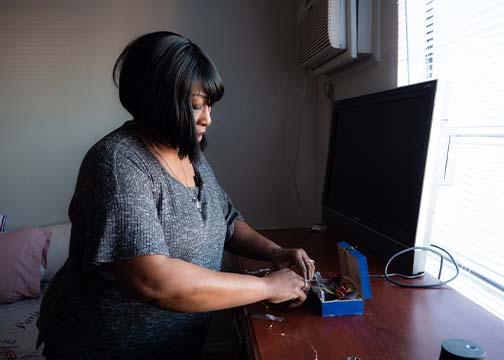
[398,0,504,320]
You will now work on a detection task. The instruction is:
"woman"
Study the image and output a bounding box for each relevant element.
[37,31,315,359]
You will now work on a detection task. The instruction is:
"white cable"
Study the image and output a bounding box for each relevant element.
[383,244,459,288]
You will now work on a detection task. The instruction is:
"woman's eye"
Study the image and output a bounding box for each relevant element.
[192,104,203,111]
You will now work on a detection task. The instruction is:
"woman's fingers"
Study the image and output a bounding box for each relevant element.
[294,249,316,281]
[299,249,316,281]
[305,257,315,280]
[288,287,308,308]
[293,250,308,281]
[264,269,306,304]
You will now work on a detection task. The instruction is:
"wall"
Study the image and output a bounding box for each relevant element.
[314,0,399,207]
[0,0,319,230]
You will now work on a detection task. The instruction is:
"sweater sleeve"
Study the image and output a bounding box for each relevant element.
[219,187,244,243]
[69,142,169,271]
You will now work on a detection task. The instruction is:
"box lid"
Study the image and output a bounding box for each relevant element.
[338,242,372,300]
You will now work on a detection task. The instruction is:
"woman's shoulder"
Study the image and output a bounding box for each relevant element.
[75,122,159,192]
[87,121,141,154]
[83,121,150,170]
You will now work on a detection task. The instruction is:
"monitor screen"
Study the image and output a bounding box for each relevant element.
[323,80,437,273]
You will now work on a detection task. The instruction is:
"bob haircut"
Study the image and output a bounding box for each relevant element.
[113,31,224,161]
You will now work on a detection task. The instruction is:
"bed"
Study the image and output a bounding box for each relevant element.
[0,223,70,360]
[0,284,47,359]
[0,223,232,359]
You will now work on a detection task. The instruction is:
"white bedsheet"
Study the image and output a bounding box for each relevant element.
[0,285,46,360]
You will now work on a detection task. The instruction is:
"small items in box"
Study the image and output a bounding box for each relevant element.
[312,272,358,301]
[310,241,372,317]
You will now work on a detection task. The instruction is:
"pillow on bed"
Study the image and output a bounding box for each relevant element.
[43,222,71,281]
[0,228,51,303]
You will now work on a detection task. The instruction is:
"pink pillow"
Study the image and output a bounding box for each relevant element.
[0,228,51,303]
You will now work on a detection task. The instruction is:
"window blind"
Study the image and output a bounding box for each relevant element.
[398,0,504,321]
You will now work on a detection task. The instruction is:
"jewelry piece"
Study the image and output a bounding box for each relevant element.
[153,147,201,211]
[180,158,201,210]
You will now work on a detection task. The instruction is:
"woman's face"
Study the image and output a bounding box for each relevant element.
[191,86,212,143]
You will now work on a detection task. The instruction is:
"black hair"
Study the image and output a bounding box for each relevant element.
[113,31,224,161]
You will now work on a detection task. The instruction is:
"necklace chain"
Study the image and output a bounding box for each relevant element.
[153,147,201,211]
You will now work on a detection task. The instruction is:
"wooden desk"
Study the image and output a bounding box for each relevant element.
[234,229,504,360]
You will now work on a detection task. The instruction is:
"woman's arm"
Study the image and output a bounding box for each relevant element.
[225,220,316,281]
[225,220,282,262]
[107,254,307,312]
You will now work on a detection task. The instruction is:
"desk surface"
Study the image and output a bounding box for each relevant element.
[235,229,504,360]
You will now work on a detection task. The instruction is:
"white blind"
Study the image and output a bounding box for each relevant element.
[398,0,504,321]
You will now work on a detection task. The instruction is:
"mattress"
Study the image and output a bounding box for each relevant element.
[0,284,47,360]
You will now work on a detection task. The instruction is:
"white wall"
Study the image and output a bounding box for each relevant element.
[314,0,399,207]
[0,0,319,230]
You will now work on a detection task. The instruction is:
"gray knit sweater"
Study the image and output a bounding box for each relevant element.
[37,121,242,359]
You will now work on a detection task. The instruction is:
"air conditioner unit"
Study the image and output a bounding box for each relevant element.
[298,0,377,76]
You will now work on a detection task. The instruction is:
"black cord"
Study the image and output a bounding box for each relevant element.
[373,244,460,288]
[292,78,318,217]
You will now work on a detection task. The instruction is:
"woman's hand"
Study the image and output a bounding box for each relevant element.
[270,248,316,282]
[263,268,308,307]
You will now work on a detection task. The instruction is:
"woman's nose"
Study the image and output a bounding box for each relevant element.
[197,106,212,127]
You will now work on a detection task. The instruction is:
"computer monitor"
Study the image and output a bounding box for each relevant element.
[322,80,437,275]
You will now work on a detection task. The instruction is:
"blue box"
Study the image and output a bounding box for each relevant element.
[310,241,372,317]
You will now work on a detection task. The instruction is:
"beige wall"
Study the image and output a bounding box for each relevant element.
[0,0,398,231]
[0,0,319,230]
[314,0,399,208]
